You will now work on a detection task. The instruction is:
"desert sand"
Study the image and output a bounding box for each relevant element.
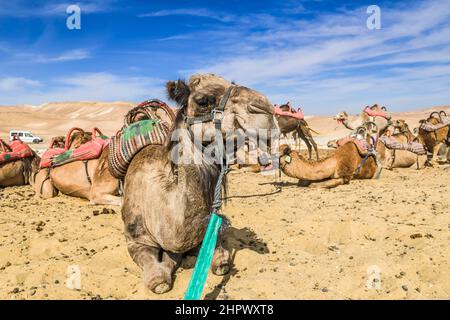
[0,103,449,300]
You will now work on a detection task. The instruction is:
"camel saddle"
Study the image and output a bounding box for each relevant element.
[273,107,305,120]
[40,127,109,169]
[379,136,427,155]
[364,106,390,119]
[419,116,450,132]
[0,138,34,165]
[108,99,174,179]
[336,136,370,156]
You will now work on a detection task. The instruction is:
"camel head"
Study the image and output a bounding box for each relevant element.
[278,144,294,168]
[327,139,338,149]
[334,111,349,124]
[166,73,277,142]
[392,119,409,132]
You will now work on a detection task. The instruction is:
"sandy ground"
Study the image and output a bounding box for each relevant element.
[1,149,449,300]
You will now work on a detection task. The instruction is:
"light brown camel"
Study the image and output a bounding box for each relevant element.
[279,133,377,189]
[276,102,319,160]
[34,130,121,205]
[377,120,427,170]
[334,104,391,137]
[0,147,40,188]
[121,74,277,294]
[416,111,450,165]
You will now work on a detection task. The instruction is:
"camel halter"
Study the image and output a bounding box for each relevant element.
[184,85,235,300]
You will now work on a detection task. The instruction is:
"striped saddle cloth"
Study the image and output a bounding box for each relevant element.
[0,139,34,165]
[336,136,370,156]
[108,119,170,179]
[419,116,450,132]
[379,136,427,155]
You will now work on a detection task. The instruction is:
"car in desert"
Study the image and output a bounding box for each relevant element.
[9,130,43,144]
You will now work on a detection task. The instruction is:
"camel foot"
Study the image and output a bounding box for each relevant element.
[144,270,173,294]
[211,246,231,276]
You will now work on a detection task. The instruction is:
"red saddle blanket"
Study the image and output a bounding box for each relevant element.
[40,127,109,169]
[274,107,305,120]
[0,139,34,165]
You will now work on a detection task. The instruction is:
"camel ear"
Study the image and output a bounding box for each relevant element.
[343,112,348,117]
[280,145,291,156]
[166,79,190,107]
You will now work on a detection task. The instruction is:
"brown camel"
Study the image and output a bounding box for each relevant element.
[276,102,319,160]
[377,120,427,170]
[34,130,121,205]
[279,132,377,189]
[121,74,277,294]
[334,104,391,137]
[416,111,450,165]
[0,147,40,188]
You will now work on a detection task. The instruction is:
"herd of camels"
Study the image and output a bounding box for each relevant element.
[1,73,449,294]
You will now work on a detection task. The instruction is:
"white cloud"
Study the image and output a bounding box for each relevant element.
[0,77,41,91]
[138,8,234,22]
[0,72,166,105]
[186,0,450,113]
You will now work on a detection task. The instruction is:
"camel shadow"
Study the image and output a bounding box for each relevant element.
[203,226,269,300]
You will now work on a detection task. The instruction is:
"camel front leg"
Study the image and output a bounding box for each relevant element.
[309,178,346,189]
[127,242,181,294]
[34,170,58,199]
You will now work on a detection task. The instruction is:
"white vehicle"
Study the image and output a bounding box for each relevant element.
[9,130,43,144]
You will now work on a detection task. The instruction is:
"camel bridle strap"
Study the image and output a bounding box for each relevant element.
[185,85,235,126]
[184,85,235,301]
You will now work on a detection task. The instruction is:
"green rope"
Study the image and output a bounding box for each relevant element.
[184,213,223,300]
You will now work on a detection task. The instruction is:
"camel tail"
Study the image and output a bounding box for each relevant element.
[308,127,320,135]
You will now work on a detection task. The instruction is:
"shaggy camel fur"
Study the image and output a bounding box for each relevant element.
[417,112,450,165]
[34,131,121,205]
[377,120,427,170]
[279,141,377,189]
[121,74,277,294]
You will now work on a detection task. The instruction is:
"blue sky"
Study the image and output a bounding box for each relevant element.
[1,0,450,114]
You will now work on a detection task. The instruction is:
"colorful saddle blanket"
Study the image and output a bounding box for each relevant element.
[108,119,170,179]
[274,107,305,120]
[0,139,34,165]
[379,136,427,155]
[419,116,450,132]
[336,136,370,156]
[40,128,109,168]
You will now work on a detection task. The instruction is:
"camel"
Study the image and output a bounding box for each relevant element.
[416,111,450,165]
[0,141,40,188]
[377,120,427,170]
[121,74,277,294]
[279,128,378,189]
[275,102,319,160]
[34,130,121,205]
[334,104,392,137]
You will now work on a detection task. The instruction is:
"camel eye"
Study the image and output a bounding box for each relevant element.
[193,94,216,108]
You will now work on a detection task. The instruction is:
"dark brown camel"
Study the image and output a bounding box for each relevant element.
[275,102,319,160]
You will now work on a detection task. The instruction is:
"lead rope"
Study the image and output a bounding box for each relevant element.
[184,89,232,300]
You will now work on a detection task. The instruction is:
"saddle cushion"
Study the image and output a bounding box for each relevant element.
[364,106,390,119]
[0,140,34,165]
[274,107,305,120]
[379,136,427,155]
[40,137,109,169]
[108,119,170,179]
[419,116,450,132]
[336,136,369,156]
